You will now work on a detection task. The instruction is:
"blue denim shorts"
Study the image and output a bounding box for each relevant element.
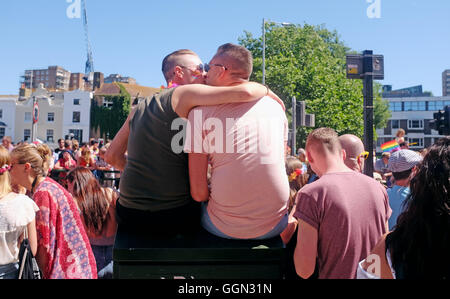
[91,245,113,279]
[201,202,288,240]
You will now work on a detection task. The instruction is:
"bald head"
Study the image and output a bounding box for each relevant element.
[339,134,365,172]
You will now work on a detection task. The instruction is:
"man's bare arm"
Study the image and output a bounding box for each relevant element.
[294,219,318,279]
[188,153,210,202]
[104,107,137,171]
[172,82,285,118]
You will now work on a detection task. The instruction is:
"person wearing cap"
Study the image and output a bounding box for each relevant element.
[386,149,423,231]
[374,152,393,187]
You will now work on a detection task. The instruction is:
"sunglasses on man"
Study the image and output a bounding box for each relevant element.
[179,63,228,73]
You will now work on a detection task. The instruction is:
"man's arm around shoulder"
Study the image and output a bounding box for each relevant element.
[171,83,285,118]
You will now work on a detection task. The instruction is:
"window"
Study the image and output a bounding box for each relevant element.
[404,101,426,111]
[0,128,5,139]
[73,111,80,123]
[46,129,54,142]
[47,112,55,122]
[391,120,400,129]
[25,112,32,122]
[0,109,2,119]
[428,101,444,111]
[69,129,83,142]
[103,99,113,108]
[73,98,80,105]
[24,129,31,141]
[389,102,402,112]
[408,119,424,129]
[409,138,423,148]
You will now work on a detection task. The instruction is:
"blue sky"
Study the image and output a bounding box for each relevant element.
[1,0,449,96]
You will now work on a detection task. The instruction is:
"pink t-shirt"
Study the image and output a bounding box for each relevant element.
[294,172,392,279]
[184,97,289,239]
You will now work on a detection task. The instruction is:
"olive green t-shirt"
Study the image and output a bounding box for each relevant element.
[118,88,191,212]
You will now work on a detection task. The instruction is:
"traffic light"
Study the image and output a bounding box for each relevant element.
[431,105,450,135]
[444,105,450,135]
[295,101,315,127]
[295,101,305,127]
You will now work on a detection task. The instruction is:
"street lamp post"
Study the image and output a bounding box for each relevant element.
[262,18,294,85]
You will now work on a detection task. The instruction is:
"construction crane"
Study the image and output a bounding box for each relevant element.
[82,0,94,82]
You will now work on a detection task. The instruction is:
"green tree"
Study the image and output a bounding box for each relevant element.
[91,83,131,140]
[374,82,392,138]
[239,23,366,148]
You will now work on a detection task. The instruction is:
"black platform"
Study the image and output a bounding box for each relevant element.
[113,225,287,279]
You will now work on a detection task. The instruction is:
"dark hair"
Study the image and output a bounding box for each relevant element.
[67,167,109,235]
[391,168,412,181]
[386,136,450,279]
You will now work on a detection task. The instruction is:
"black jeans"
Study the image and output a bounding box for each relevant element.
[116,199,201,239]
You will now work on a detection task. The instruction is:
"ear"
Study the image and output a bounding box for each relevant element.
[173,66,184,79]
[342,149,347,161]
[24,162,32,171]
[306,150,314,164]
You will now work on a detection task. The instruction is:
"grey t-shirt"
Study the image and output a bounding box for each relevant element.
[119,88,192,212]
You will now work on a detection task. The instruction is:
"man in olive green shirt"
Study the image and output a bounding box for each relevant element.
[106,49,282,238]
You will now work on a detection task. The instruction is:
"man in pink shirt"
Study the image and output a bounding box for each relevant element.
[184,43,289,240]
[293,128,391,279]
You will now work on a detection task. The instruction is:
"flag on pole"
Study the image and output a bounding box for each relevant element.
[381,140,399,152]
[33,101,39,124]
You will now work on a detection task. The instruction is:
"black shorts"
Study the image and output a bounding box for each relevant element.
[115,199,201,238]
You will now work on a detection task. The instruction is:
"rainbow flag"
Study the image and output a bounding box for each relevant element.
[381,140,399,152]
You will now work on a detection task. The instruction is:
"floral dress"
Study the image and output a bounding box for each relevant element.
[34,177,97,279]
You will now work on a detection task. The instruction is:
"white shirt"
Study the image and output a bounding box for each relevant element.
[0,193,39,265]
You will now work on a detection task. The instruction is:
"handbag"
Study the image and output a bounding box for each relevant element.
[18,227,41,279]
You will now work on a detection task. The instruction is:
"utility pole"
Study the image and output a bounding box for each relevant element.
[31,96,37,142]
[262,18,266,85]
[346,50,384,177]
[292,96,296,155]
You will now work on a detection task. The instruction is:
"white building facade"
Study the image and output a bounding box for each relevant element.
[62,90,92,143]
[14,85,64,148]
[0,96,18,141]
[376,96,450,152]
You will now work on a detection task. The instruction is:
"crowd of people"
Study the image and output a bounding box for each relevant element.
[0,137,118,279]
[0,43,448,280]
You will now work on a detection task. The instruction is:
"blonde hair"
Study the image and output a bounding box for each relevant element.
[72,139,79,151]
[11,143,52,177]
[396,128,406,138]
[81,147,92,162]
[0,145,12,197]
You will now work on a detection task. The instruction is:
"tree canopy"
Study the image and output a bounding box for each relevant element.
[239,23,390,148]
